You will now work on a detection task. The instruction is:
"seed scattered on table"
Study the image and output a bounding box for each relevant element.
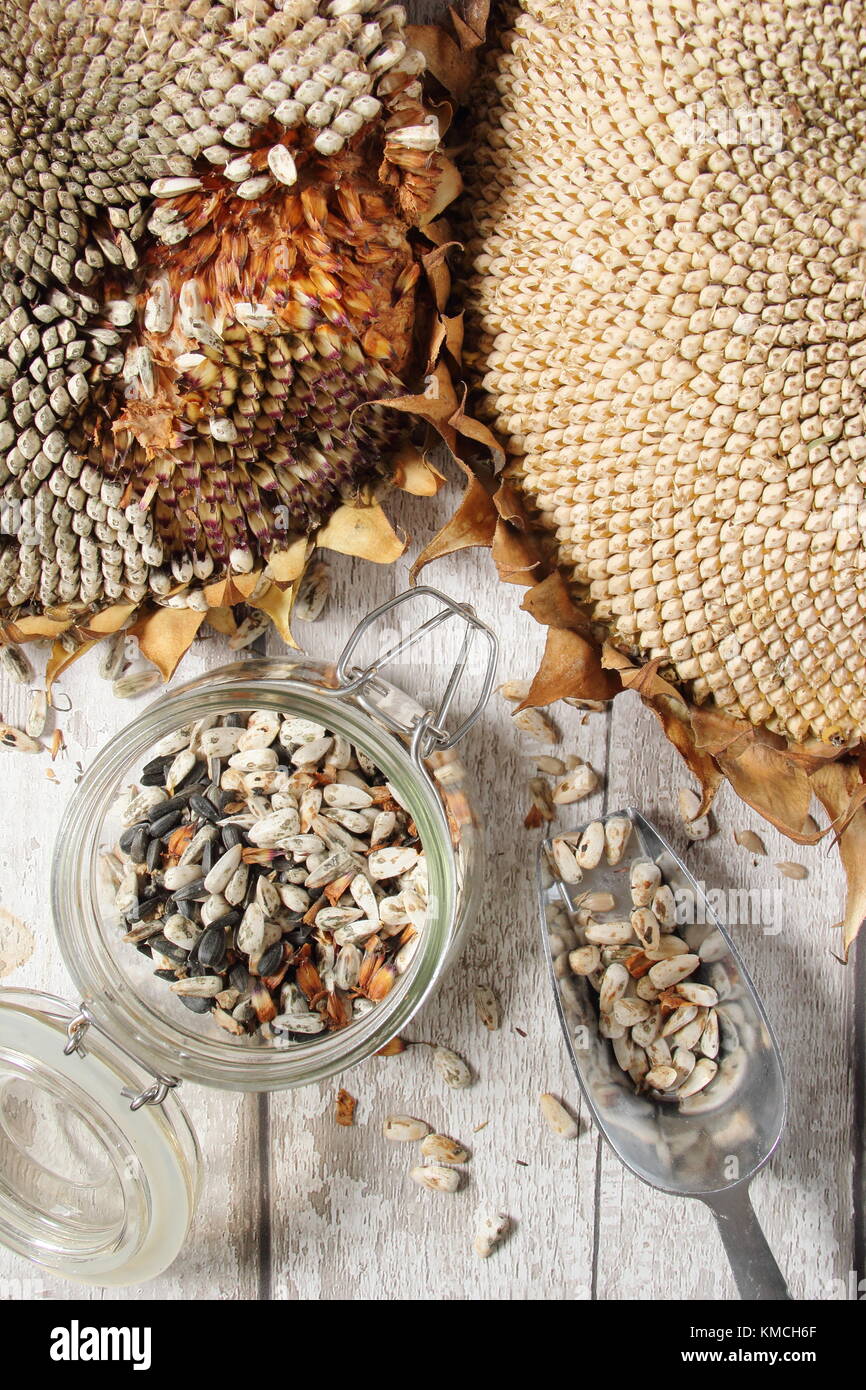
[776,861,808,880]
[733,829,767,856]
[111,709,428,1041]
[410,1163,461,1193]
[433,1045,473,1089]
[474,984,501,1031]
[420,1133,470,1164]
[678,787,711,840]
[539,1092,579,1139]
[383,1114,430,1142]
[474,1210,511,1259]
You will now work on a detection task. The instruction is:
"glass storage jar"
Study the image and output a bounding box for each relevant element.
[0,587,497,1285]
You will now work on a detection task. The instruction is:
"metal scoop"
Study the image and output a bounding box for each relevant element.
[540,808,789,1300]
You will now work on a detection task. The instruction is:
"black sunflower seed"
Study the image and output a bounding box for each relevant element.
[119,821,148,853]
[172,876,207,902]
[146,793,188,823]
[256,941,284,976]
[201,838,218,875]
[197,924,229,969]
[149,809,183,838]
[221,824,246,850]
[178,994,213,1014]
[189,793,221,824]
[149,934,189,964]
[146,837,162,872]
[129,825,150,863]
[153,968,176,982]
[140,755,172,785]
[228,962,252,993]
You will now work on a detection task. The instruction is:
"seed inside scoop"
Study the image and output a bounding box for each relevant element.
[546,815,733,1112]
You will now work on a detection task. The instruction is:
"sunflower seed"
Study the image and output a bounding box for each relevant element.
[647,954,700,989]
[383,1114,430,1142]
[25,689,48,739]
[539,1093,578,1139]
[113,667,161,699]
[512,707,558,743]
[734,829,767,856]
[294,560,330,620]
[676,1056,718,1098]
[410,1164,461,1193]
[420,1133,470,1164]
[776,860,808,880]
[552,764,598,803]
[169,975,224,998]
[0,722,42,752]
[474,1210,511,1259]
[575,820,605,869]
[630,859,662,907]
[0,643,33,683]
[433,1046,472,1089]
[678,787,711,840]
[474,984,501,1030]
[604,816,632,865]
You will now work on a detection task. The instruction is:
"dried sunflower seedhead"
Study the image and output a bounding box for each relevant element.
[0,0,461,665]
[418,0,866,947]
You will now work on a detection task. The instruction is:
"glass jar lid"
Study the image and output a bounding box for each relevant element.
[0,989,200,1287]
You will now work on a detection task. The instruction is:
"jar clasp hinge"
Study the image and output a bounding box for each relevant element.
[63,1005,182,1111]
[330,585,499,762]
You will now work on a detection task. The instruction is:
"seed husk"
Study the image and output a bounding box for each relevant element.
[420,1133,470,1164]
[604,816,632,865]
[539,1093,578,1139]
[383,1114,430,1142]
[734,829,767,856]
[474,1210,511,1259]
[776,861,808,880]
[410,1164,461,1193]
[474,984,501,1031]
[433,1045,473,1089]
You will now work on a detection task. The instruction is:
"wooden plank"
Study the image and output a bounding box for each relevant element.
[0,634,262,1300]
[269,480,603,1300]
[593,690,855,1302]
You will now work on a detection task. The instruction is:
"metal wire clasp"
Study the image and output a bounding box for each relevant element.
[329,586,498,761]
[63,1003,181,1112]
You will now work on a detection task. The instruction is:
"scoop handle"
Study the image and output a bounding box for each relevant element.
[702,1183,790,1301]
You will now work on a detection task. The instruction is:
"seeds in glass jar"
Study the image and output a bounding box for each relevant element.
[113,710,429,1041]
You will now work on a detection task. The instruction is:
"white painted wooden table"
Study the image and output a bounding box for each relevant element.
[0,472,861,1302]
